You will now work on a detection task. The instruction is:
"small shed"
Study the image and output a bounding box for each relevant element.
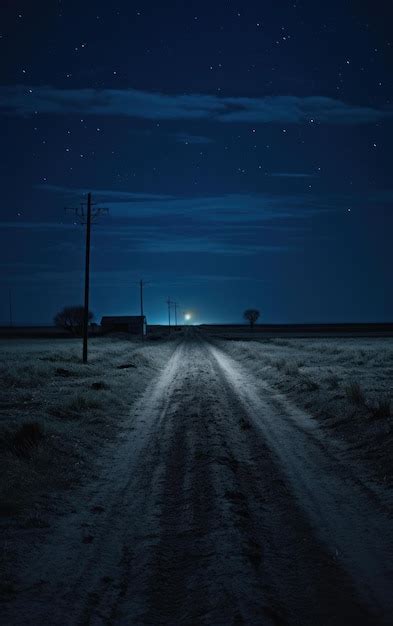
[100,316,147,335]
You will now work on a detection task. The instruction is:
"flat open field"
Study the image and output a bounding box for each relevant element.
[1,331,392,625]
[199,322,393,338]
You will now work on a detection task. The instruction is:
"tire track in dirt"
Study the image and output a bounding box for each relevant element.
[137,346,280,625]
[4,336,392,625]
[209,342,393,624]
[116,338,378,625]
[3,346,184,625]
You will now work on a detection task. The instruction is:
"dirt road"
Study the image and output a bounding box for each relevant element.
[5,334,393,625]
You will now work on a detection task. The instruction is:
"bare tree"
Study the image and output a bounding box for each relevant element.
[243,309,260,329]
[54,306,93,336]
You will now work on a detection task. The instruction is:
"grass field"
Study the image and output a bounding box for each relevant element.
[0,334,178,518]
[1,331,392,623]
[213,334,393,486]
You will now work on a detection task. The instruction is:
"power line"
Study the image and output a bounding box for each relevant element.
[166,298,180,333]
[139,279,150,340]
[140,279,144,318]
[9,288,13,327]
[65,192,108,363]
[166,297,174,333]
[132,279,150,339]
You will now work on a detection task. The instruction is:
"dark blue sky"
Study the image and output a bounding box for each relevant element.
[1,0,392,324]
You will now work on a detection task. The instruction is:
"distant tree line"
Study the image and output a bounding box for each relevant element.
[55,304,260,334]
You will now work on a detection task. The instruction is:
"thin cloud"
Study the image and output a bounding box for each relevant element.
[36,184,174,201]
[3,267,268,288]
[1,85,391,125]
[268,172,318,178]
[128,128,214,144]
[0,221,75,231]
[75,192,329,222]
[173,132,214,144]
[126,237,292,256]
[38,185,328,221]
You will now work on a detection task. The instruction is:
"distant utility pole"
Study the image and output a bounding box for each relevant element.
[167,297,172,333]
[173,302,178,327]
[8,288,13,327]
[139,279,148,340]
[140,279,144,318]
[66,193,108,364]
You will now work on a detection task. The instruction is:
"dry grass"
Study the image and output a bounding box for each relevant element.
[49,386,121,421]
[0,364,49,388]
[345,381,366,406]
[218,335,393,487]
[0,420,74,515]
[38,350,80,363]
[91,381,109,390]
[274,358,287,371]
[0,335,178,519]
[10,422,44,456]
[325,373,340,389]
[283,361,300,376]
[299,374,320,391]
[66,392,106,412]
[0,422,45,462]
[370,397,391,419]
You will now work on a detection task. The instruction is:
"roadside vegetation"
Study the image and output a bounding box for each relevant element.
[214,335,393,486]
[0,334,178,519]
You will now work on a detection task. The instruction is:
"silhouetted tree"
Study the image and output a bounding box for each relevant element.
[54,306,93,336]
[243,309,260,329]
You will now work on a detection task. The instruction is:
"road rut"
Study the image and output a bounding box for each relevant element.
[5,336,393,625]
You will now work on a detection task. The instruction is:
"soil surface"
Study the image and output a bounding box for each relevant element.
[3,332,393,625]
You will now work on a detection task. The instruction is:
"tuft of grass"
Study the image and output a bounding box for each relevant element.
[39,351,80,363]
[10,422,44,457]
[55,367,74,377]
[283,362,300,376]
[0,365,48,388]
[300,374,320,391]
[239,417,252,431]
[0,421,80,516]
[275,358,287,371]
[132,351,153,368]
[345,381,366,405]
[370,397,391,419]
[325,373,340,389]
[51,392,105,419]
[91,381,109,390]
[66,393,104,412]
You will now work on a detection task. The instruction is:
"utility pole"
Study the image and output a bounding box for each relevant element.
[173,302,178,327]
[9,288,13,327]
[167,297,171,333]
[140,279,145,340]
[140,279,144,318]
[82,193,92,363]
[66,193,108,364]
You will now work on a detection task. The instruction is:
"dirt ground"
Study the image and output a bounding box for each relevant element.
[1,330,392,625]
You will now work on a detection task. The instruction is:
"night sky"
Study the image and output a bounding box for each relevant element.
[1,1,392,325]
